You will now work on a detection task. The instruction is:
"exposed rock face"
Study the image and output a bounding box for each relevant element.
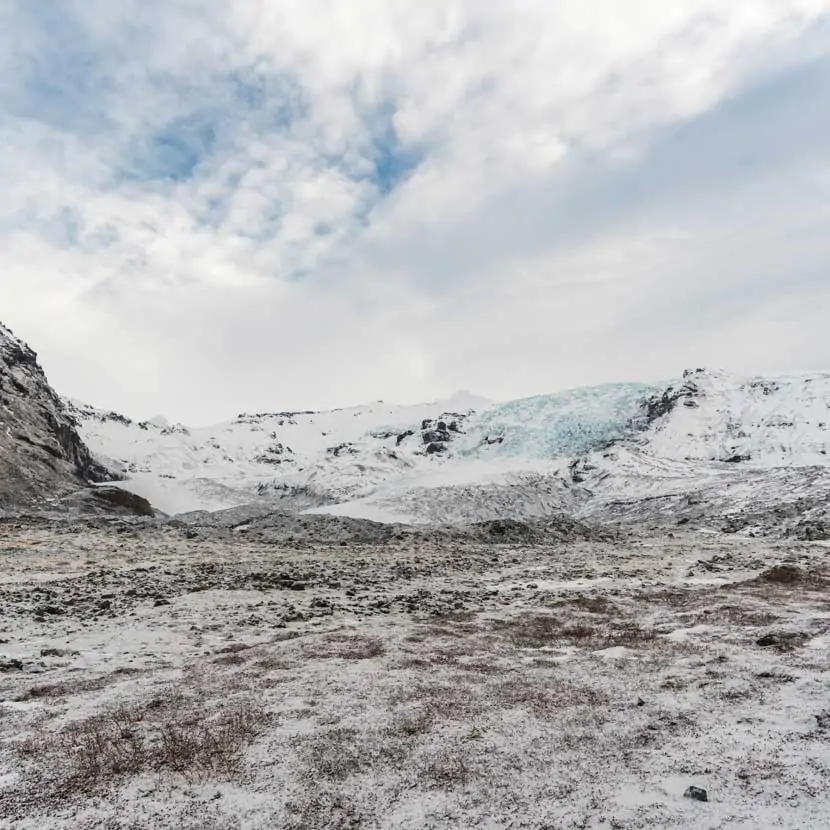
[0,321,115,511]
[641,371,703,423]
[69,486,156,517]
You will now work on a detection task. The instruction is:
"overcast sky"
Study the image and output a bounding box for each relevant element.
[1,1,829,423]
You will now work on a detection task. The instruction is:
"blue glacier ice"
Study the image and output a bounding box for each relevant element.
[465,382,659,460]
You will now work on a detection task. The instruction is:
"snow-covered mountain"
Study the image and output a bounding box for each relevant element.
[63,382,655,517]
[571,369,830,537]
[66,367,830,534]
[5,309,827,538]
[633,368,830,466]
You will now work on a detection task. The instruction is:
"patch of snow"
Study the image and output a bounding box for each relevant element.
[593,646,632,659]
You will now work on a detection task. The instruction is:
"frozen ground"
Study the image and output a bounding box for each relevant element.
[1,521,829,829]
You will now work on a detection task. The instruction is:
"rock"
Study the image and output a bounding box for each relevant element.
[684,786,709,803]
[791,521,830,542]
[327,442,358,458]
[756,631,808,651]
[425,442,446,455]
[88,486,155,517]
[289,581,307,591]
[0,321,117,511]
[153,597,171,607]
[759,564,804,584]
[422,429,450,445]
[815,711,830,729]
[0,658,24,672]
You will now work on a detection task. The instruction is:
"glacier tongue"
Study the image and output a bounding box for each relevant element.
[459,382,658,460]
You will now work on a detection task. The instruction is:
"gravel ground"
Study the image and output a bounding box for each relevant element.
[1,521,829,829]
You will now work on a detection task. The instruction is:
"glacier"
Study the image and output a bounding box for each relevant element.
[460,382,659,460]
[66,369,830,534]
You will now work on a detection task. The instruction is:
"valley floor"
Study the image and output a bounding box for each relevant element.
[1,522,829,829]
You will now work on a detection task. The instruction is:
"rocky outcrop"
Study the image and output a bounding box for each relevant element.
[0,321,118,511]
[640,370,704,424]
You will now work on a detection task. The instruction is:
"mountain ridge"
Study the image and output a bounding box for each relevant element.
[4,317,828,536]
[65,366,830,536]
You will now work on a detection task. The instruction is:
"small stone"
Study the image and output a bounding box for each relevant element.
[289,581,307,591]
[153,597,171,607]
[684,786,708,803]
[636,697,646,707]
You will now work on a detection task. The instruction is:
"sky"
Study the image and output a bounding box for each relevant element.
[1,1,829,424]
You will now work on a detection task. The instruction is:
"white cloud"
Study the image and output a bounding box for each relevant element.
[0,0,828,422]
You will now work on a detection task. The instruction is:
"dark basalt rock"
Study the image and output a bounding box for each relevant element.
[88,487,155,517]
[422,429,450,445]
[0,321,119,511]
[683,786,708,803]
[327,443,358,458]
[756,631,809,651]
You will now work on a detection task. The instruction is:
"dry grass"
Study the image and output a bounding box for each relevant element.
[492,674,611,720]
[250,653,295,678]
[213,652,249,666]
[553,594,616,615]
[386,677,485,722]
[15,694,269,803]
[16,668,141,701]
[299,633,386,660]
[292,726,368,781]
[419,744,476,790]
[384,706,436,738]
[489,613,657,650]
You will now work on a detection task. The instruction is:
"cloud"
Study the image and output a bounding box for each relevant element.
[0,0,828,422]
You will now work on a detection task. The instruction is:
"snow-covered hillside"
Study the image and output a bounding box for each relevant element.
[68,368,830,530]
[633,368,830,466]
[66,383,655,516]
